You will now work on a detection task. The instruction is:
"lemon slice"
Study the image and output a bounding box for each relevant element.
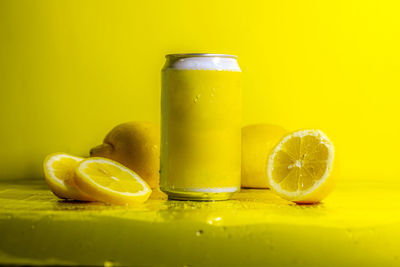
[74,157,152,205]
[267,129,336,203]
[43,153,95,201]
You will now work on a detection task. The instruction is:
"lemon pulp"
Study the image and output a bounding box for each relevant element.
[82,161,144,193]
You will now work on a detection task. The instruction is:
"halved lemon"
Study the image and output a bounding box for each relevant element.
[267,129,336,203]
[43,153,95,201]
[74,157,152,205]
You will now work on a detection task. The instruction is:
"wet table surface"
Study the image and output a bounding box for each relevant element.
[0,179,399,266]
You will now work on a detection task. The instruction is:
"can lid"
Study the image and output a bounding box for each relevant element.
[166,53,237,59]
[164,54,241,71]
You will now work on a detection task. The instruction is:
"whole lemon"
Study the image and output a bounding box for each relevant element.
[242,124,287,188]
[90,121,160,188]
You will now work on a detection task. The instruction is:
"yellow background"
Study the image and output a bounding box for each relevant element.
[0,0,399,181]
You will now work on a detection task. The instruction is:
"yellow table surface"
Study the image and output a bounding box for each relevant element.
[0,179,399,266]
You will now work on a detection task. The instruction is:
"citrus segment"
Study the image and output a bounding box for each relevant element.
[74,157,152,205]
[267,130,336,203]
[43,153,95,201]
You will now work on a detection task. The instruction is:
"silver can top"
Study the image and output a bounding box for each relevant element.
[166,53,237,59]
[164,53,240,72]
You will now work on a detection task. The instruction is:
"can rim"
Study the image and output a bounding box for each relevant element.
[166,53,237,59]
